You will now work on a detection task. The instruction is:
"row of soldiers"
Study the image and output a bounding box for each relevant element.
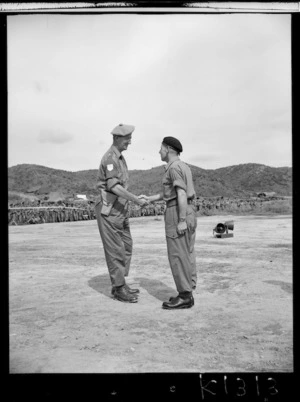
[194,196,284,213]
[8,206,96,225]
[8,196,284,226]
[9,201,92,208]
[8,202,166,225]
[128,202,166,217]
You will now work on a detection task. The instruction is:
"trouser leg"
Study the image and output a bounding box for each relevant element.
[166,232,193,294]
[188,229,197,289]
[165,204,197,294]
[122,216,133,276]
[95,203,127,287]
[186,204,197,289]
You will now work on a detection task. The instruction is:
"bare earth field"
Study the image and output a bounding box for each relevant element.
[9,214,293,373]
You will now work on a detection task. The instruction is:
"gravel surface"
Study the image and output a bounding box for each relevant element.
[9,214,293,373]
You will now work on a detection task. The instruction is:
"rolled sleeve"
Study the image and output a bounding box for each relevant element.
[107,177,121,192]
[169,167,187,192]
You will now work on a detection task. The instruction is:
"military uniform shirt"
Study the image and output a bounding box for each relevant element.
[96,145,129,197]
[162,158,196,202]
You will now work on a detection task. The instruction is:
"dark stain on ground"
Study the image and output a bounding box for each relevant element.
[268,243,292,249]
[204,263,231,273]
[263,280,292,294]
[262,323,283,335]
[206,275,231,293]
[250,215,292,220]
[207,242,235,246]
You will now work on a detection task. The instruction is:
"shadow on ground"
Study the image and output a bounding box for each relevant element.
[88,274,113,299]
[135,277,175,302]
[88,274,175,302]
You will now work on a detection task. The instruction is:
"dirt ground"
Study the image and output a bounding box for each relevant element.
[9,214,293,373]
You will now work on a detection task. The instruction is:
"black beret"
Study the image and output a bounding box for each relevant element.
[162,136,183,153]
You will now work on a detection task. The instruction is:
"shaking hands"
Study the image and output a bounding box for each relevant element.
[137,194,150,207]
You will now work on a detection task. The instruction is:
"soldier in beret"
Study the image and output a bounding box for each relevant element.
[95,124,148,303]
[139,136,197,309]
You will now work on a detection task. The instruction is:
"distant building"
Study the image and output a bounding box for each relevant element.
[76,194,87,201]
[257,192,276,197]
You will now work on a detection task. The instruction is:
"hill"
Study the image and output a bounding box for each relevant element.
[8,162,292,200]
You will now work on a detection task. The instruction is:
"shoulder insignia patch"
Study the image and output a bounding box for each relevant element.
[107,164,114,171]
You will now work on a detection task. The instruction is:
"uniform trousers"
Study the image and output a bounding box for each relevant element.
[95,200,133,287]
[165,203,197,294]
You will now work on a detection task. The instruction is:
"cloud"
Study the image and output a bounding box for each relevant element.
[38,129,74,144]
[33,80,49,93]
[34,81,43,92]
[9,14,291,171]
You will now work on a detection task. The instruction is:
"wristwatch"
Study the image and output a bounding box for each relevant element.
[179,217,186,222]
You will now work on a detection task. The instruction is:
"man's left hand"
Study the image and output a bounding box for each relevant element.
[177,221,187,235]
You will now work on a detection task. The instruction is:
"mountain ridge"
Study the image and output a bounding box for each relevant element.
[8,162,292,198]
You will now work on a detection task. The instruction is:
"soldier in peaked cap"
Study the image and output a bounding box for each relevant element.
[139,136,197,309]
[95,124,148,303]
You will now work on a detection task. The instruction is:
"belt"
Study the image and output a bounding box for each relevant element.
[166,198,194,208]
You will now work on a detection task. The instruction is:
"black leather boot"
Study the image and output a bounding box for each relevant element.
[113,285,138,303]
[124,284,140,294]
[111,284,139,296]
[169,293,194,305]
[163,294,194,309]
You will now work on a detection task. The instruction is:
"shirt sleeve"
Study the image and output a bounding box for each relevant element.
[102,156,122,192]
[169,166,187,192]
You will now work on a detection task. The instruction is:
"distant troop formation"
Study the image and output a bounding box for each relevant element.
[8,195,283,226]
[195,196,265,213]
[128,202,166,217]
[8,201,167,225]
[8,205,96,225]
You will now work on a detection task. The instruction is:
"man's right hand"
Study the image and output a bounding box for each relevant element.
[137,195,150,207]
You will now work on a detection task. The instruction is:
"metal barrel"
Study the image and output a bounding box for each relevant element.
[224,220,234,230]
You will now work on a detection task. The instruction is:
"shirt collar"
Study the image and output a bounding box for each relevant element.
[164,156,180,171]
[111,145,122,159]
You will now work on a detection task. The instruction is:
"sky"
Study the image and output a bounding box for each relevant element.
[7,12,292,172]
